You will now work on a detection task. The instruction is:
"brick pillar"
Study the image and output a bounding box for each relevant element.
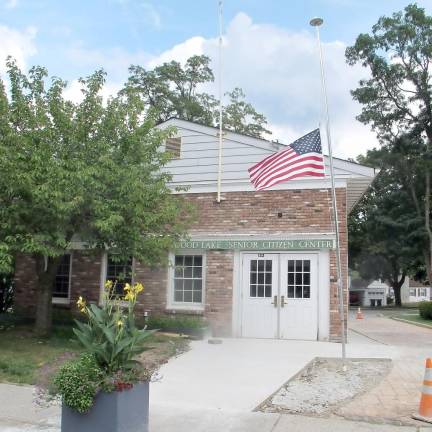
[205,250,234,336]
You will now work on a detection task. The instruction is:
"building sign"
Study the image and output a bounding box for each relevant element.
[175,239,334,250]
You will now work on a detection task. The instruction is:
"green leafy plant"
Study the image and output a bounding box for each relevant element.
[73,281,154,373]
[53,354,103,413]
[419,301,432,320]
[54,280,153,412]
[146,314,207,331]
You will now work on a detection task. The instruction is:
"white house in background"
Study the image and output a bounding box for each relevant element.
[400,278,431,303]
[349,278,390,307]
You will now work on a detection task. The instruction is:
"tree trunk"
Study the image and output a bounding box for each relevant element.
[391,273,406,307]
[393,284,402,307]
[34,255,61,337]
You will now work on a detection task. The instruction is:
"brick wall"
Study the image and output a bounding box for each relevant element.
[13,187,347,341]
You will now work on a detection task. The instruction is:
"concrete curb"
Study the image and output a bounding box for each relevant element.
[390,316,432,330]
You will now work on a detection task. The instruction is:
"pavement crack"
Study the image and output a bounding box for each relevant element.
[270,414,283,431]
[348,327,389,345]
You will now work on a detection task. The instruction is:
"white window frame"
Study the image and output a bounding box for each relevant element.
[167,250,206,311]
[100,252,135,305]
[52,252,73,305]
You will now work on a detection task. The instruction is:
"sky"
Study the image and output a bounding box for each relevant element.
[1,0,431,159]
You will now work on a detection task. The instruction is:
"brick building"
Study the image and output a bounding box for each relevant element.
[14,118,375,341]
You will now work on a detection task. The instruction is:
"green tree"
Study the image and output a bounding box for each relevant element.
[346,4,432,292]
[0,59,192,336]
[126,55,270,138]
[349,148,425,306]
[221,88,271,138]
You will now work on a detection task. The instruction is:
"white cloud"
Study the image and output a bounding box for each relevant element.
[67,45,151,81]
[140,2,161,29]
[60,12,378,158]
[145,12,378,158]
[63,78,122,104]
[0,25,37,75]
[146,36,206,69]
[2,0,18,9]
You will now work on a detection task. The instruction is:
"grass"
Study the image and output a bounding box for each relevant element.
[0,317,189,386]
[392,313,432,328]
[0,322,81,385]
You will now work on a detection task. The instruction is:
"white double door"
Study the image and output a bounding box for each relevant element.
[241,253,318,340]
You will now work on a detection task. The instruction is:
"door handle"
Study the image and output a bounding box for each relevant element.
[280,295,285,308]
[271,295,278,307]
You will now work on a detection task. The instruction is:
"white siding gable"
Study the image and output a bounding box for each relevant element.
[157,118,376,209]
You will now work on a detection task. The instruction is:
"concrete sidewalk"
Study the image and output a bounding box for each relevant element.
[0,391,427,432]
[150,337,396,412]
[0,333,428,431]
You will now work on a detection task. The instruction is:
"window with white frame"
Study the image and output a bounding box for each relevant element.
[420,288,427,297]
[409,288,416,297]
[52,254,71,299]
[173,255,203,304]
[106,255,133,297]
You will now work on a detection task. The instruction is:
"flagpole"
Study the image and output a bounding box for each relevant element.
[310,17,346,362]
[216,0,224,203]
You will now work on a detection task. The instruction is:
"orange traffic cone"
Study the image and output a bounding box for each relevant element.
[356,307,364,320]
[413,358,432,424]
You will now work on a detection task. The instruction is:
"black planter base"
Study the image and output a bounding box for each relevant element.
[61,382,149,432]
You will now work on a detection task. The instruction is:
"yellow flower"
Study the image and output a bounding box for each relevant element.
[105,280,113,290]
[134,283,144,293]
[76,296,86,313]
[123,283,131,292]
[124,291,136,302]
[117,320,124,328]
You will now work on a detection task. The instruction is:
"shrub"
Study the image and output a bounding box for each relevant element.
[0,273,14,313]
[419,301,432,320]
[53,354,103,413]
[146,314,207,331]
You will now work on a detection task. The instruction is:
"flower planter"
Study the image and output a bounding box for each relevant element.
[61,381,149,432]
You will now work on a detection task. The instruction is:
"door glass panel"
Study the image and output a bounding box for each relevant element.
[258,285,264,297]
[287,259,311,299]
[250,259,272,298]
[288,285,295,298]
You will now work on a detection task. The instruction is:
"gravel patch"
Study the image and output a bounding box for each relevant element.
[258,357,391,416]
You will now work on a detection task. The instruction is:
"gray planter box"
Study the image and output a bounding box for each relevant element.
[61,381,149,432]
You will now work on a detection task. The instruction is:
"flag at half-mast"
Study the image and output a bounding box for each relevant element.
[248,129,325,191]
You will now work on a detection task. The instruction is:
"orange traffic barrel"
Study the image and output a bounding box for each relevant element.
[413,358,432,423]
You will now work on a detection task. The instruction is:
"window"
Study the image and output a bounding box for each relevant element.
[420,288,427,297]
[173,255,203,304]
[249,259,272,298]
[287,259,310,299]
[53,254,71,299]
[166,137,181,159]
[106,255,133,297]
[409,288,416,297]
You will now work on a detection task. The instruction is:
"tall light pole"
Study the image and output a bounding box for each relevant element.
[310,17,346,362]
[216,0,224,203]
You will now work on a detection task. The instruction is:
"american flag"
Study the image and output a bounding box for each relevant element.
[248,129,325,191]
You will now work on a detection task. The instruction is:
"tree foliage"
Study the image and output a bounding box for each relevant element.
[126,55,270,138]
[349,148,425,306]
[0,59,192,334]
[346,4,432,292]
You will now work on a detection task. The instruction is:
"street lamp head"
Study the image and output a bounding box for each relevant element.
[310,17,324,27]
